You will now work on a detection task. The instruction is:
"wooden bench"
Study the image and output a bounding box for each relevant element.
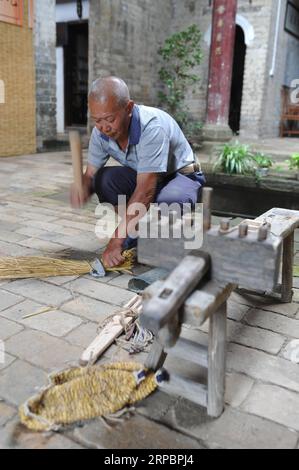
[280,85,299,137]
[240,208,299,302]
[139,207,299,418]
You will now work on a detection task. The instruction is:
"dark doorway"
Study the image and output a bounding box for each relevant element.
[63,21,88,127]
[229,25,246,134]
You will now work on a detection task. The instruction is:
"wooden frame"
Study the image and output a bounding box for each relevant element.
[28,0,34,29]
[285,1,299,40]
[0,0,23,27]
[280,85,299,137]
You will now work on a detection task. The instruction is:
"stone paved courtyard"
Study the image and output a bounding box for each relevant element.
[0,151,298,449]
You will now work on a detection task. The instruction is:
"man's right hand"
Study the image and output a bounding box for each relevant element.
[70,175,93,209]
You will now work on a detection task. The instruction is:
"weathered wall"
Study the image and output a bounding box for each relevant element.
[171,0,295,139]
[259,0,289,138]
[0,0,36,157]
[34,0,57,150]
[88,0,173,105]
[170,1,212,125]
[238,0,274,138]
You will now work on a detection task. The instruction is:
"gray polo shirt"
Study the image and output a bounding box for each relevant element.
[88,104,195,174]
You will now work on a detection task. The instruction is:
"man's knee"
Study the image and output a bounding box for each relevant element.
[94,168,115,204]
[94,166,137,206]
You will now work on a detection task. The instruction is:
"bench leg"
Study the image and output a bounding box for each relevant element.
[207,301,227,418]
[281,232,294,303]
[145,339,167,371]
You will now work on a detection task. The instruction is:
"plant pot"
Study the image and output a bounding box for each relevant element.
[256,167,269,177]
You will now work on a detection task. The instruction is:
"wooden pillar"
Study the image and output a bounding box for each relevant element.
[202,0,238,141]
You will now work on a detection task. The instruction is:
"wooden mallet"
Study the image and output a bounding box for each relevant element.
[69,130,84,206]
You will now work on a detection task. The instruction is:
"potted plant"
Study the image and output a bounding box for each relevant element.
[287,153,299,180]
[214,141,255,175]
[252,153,273,177]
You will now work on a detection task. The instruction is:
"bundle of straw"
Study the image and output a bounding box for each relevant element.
[0,249,136,280]
[102,249,136,274]
[0,257,91,280]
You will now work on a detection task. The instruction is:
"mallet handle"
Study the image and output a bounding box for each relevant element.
[69,130,84,197]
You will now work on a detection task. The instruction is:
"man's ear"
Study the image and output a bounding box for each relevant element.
[127,100,134,116]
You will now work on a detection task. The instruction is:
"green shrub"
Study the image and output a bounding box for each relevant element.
[158,24,203,141]
[214,142,255,175]
[252,153,273,169]
[287,153,299,170]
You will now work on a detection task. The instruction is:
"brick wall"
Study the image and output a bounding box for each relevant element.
[34,0,56,150]
[88,0,173,106]
[170,0,288,139]
[0,0,36,157]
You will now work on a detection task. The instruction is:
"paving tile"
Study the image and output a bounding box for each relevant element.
[0,360,47,406]
[19,309,82,338]
[0,402,17,426]
[0,317,23,341]
[3,280,73,307]
[5,330,82,371]
[241,383,299,431]
[225,372,254,408]
[0,299,46,322]
[73,414,203,449]
[161,401,298,449]
[227,300,250,322]
[227,343,299,392]
[0,353,16,372]
[0,419,84,449]
[228,320,286,354]
[244,308,299,338]
[61,296,118,323]
[0,290,24,313]
[68,278,134,306]
[43,275,79,286]
[0,231,27,243]
[230,292,299,316]
[107,274,133,289]
[16,238,65,252]
[65,322,98,348]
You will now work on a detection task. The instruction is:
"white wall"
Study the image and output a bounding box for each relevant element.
[56,47,64,133]
[55,1,89,133]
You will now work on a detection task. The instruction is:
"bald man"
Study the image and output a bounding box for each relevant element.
[70,77,205,268]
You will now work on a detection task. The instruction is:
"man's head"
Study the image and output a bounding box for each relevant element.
[89,77,134,141]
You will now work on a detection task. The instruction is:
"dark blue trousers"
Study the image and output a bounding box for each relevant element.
[94,166,206,207]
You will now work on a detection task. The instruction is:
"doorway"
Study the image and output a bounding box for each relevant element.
[63,21,89,127]
[229,25,246,134]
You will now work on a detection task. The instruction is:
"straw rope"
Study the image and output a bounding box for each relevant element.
[19,362,158,432]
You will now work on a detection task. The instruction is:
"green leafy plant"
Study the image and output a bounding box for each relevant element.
[158,24,203,141]
[252,153,273,169]
[214,142,255,175]
[287,153,299,170]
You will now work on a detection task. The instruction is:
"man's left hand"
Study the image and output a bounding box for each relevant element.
[102,239,125,268]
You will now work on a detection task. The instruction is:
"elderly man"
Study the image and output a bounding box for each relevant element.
[71,76,205,268]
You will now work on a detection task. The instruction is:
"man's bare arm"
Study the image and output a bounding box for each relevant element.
[114,172,159,240]
[102,173,159,267]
